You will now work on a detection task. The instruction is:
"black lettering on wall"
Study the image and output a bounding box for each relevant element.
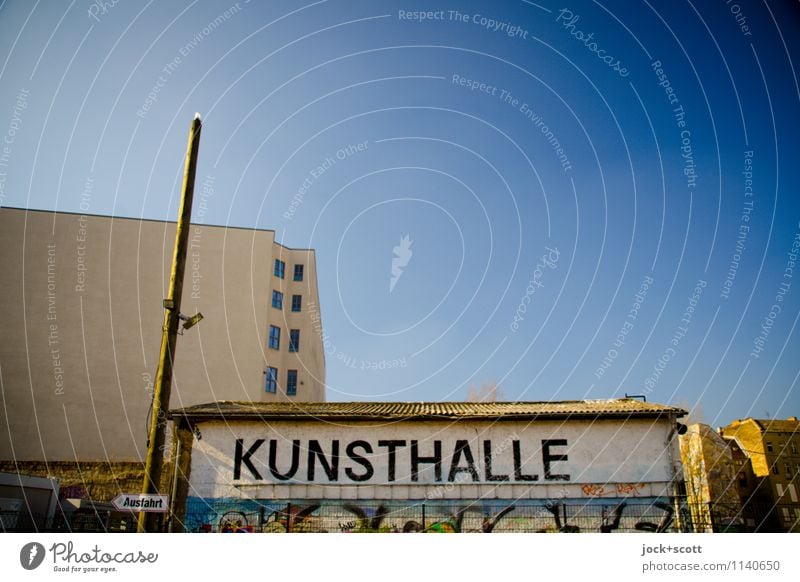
[307,439,340,481]
[512,440,538,481]
[377,440,407,482]
[268,439,300,481]
[411,440,442,482]
[345,440,374,482]
[234,438,264,480]
[448,440,479,482]
[542,439,570,481]
[483,440,510,481]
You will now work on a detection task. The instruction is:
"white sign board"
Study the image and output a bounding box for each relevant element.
[112,494,169,513]
[188,418,677,500]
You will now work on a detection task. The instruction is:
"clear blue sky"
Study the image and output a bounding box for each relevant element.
[1,0,798,426]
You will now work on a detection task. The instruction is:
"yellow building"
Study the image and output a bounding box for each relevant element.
[721,417,800,532]
[679,424,744,532]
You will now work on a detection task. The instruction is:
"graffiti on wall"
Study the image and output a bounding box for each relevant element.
[581,483,646,497]
[183,497,681,533]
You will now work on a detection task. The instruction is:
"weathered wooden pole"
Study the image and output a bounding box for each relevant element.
[138,113,202,533]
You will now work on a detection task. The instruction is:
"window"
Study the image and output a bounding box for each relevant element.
[787,463,792,476]
[293,264,304,281]
[274,259,285,279]
[272,290,283,309]
[265,367,278,393]
[772,464,779,475]
[291,294,302,312]
[767,442,773,453]
[791,442,797,454]
[269,325,280,350]
[286,370,297,396]
[289,329,300,352]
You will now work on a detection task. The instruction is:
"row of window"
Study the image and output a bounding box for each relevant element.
[265,367,297,396]
[268,325,300,352]
[275,260,304,281]
[770,462,800,477]
[271,290,302,312]
[766,441,798,454]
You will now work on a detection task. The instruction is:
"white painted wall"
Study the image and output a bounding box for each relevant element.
[188,418,678,501]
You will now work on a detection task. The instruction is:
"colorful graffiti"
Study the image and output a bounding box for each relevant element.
[581,482,646,497]
[182,497,684,533]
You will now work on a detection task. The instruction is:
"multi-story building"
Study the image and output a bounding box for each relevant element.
[0,207,326,473]
[721,417,800,532]
[725,437,777,531]
[678,424,744,532]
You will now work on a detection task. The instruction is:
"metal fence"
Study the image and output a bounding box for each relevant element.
[179,499,718,534]
[1,500,782,533]
[1,509,136,533]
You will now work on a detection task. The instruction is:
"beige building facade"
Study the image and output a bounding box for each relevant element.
[0,207,326,464]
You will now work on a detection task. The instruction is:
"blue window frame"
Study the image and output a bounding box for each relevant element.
[293,264,304,281]
[291,294,301,312]
[265,366,278,393]
[289,329,300,352]
[274,259,285,279]
[286,370,297,396]
[268,325,280,350]
[272,290,283,309]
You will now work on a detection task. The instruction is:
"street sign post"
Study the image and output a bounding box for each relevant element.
[112,493,169,513]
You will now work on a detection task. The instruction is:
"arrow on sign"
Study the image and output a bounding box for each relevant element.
[112,494,169,513]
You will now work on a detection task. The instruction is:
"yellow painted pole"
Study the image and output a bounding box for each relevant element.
[138,114,202,533]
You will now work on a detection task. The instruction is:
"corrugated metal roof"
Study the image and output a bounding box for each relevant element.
[171,399,686,421]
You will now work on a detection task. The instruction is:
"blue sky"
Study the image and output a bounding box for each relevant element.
[1,0,798,425]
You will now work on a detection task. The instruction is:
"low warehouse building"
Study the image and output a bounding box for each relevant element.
[169,399,687,532]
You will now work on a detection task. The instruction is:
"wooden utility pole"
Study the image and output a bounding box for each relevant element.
[138,114,202,533]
